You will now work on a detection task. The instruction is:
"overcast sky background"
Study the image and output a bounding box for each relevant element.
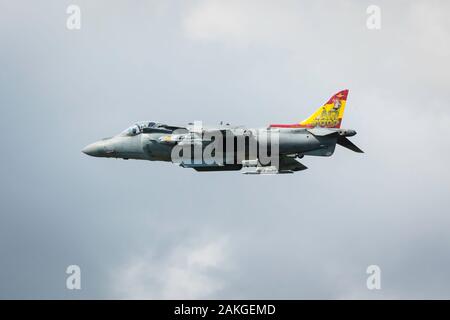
[1,0,450,299]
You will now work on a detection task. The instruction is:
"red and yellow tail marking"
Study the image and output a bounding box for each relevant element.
[270,89,349,129]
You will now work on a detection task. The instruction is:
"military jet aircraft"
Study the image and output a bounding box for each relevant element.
[82,90,363,174]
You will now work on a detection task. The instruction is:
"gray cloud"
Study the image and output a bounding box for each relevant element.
[111,235,231,299]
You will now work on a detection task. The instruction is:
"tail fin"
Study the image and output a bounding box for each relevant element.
[269,90,349,129]
[299,89,348,128]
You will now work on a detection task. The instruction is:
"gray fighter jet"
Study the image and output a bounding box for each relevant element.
[82,90,362,174]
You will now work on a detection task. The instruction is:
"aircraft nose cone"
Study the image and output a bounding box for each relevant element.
[82,142,104,157]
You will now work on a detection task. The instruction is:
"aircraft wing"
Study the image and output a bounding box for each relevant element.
[160,124,187,131]
[142,124,187,134]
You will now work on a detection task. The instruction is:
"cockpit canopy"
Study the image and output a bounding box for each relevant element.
[120,121,159,136]
[120,121,187,136]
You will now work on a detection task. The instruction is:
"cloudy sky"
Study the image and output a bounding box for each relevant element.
[1,0,450,299]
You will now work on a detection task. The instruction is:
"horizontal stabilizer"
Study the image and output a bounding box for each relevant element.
[337,137,364,153]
